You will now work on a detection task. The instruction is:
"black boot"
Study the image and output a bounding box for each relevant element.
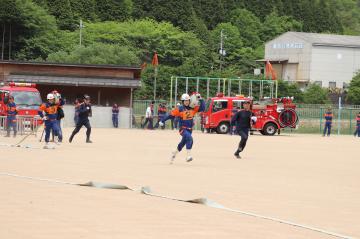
[86,138,92,143]
[234,150,241,159]
[69,134,74,143]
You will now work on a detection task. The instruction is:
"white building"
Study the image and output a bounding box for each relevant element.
[262,31,360,88]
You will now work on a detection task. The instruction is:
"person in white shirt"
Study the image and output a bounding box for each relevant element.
[141,101,154,129]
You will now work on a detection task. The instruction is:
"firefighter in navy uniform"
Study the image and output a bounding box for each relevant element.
[69,95,92,143]
[5,95,17,137]
[231,101,256,159]
[323,108,333,137]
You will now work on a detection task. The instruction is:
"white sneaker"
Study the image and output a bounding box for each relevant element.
[186,156,193,162]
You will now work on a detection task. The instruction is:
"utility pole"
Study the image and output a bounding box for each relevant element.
[219,29,226,71]
[79,19,84,46]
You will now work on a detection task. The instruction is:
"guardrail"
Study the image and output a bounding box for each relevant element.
[0,116,41,136]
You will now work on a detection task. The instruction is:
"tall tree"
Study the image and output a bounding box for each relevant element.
[95,0,133,21]
[46,0,76,30]
[193,0,225,29]
[70,0,97,22]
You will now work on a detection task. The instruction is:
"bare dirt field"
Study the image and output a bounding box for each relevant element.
[0,128,359,239]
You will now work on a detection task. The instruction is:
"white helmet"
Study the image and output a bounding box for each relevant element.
[47,93,55,100]
[181,93,190,101]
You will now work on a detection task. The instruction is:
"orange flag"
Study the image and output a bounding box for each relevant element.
[152,52,159,67]
[141,62,147,71]
[265,61,277,80]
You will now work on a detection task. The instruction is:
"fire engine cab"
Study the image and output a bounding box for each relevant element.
[202,93,298,135]
[0,82,42,117]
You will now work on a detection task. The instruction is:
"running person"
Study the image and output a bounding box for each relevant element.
[69,95,92,143]
[160,93,205,163]
[231,101,256,159]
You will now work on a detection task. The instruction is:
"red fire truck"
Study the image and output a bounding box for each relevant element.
[0,82,42,117]
[202,94,298,135]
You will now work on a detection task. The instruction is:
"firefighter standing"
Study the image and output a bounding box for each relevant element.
[231,101,256,159]
[38,93,63,148]
[69,94,92,143]
[112,104,119,128]
[323,108,333,137]
[5,95,17,137]
[354,112,360,137]
[160,93,205,163]
[53,91,64,142]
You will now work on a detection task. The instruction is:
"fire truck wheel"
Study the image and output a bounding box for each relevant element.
[263,123,278,136]
[216,122,230,134]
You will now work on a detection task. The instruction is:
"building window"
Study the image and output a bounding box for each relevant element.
[314,81,322,87]
[329,82,336,89]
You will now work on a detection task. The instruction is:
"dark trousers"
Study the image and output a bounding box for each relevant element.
[6,117,17,136]
[323,123,331,136]
[236,128,249,154]
[45,120,59,143]
[71,120,91,140]
[57,120,63,141]
[155,115,165,129]
[177,129,193,151]
[112,114,119,128]
[142,118,153,129]
[354,125,360,137]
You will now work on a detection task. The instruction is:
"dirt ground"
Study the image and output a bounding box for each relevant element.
[0,128,359,239]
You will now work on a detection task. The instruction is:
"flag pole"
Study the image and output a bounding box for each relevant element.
[153,67,157,100]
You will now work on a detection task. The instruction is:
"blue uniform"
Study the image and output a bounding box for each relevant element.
[323,111,333,136]
[38,102,62,143]
[163,100,205,151]
[6,102,17,136]
[112,106,119,128]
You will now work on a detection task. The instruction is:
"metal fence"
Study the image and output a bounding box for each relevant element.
[133,100,360,135]
[0,116,41,136]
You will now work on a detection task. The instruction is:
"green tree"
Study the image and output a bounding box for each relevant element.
[0,0,60,60]
[193,0,225,29]
[70,0,98,22]
[47,42,139,65]
[95,0,133,21]
[347,71,360,104]
[46,0,76,30]
[277,80,304,102]
[303,84,330,104]
[261,11,302,42]
[229,8,262,48]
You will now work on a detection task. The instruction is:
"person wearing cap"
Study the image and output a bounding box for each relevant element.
[69,94,92,143]
[112,103,119,128]
[142,101,154,129]
[354,112,360,137]
[4,95,17,137]
[231,101,255,159]
[38,93,64,148]
[323,108,333,137]
[159,93,205,163]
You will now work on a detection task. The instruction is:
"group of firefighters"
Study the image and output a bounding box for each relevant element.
[2,90,360,159]
[3,91,93,149]
[323,108,360,137]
